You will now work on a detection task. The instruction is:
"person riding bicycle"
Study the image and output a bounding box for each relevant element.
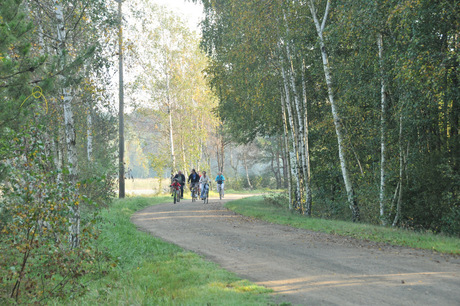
[199,171,211,200]
[188,169,200,197]
[174,170,186,198]
[170,178,181,196]
[215,172,225,198]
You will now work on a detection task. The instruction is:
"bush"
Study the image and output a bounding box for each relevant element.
[263,192,289,209]
[0,126,108,304]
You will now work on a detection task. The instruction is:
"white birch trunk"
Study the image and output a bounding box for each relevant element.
[378,33,387,225]
[243,152,253,189]
[283,12,309,207]
[287,53,308,213]
[165,66,176,171]
[281,61,302,210]
[56,128,64,183]
[168,104,176,170]
[393,114,404,227]
[281,94,293,210]
[301,60,312,216]
[308,0,360,221]
[117,0,125,198]
[87,103,93,162]
[181,136,187,174]
[54,0,80,248]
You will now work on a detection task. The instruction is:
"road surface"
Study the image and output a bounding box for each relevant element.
[131,194,460,305]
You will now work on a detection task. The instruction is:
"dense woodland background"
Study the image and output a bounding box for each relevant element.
[194,0,459,232]
[0,0,458,303]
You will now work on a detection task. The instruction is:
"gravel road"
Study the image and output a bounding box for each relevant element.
[131,194,460,305]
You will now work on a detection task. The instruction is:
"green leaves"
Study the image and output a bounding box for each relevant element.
[199,0,460,233]
[0,126,110,303]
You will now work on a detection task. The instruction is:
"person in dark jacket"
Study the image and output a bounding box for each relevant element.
[174,170,186,198]
[188,169,200,196]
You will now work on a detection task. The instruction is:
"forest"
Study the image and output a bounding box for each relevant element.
[0,0,119,302]
[0,0,458,303]
[196,0,459,232]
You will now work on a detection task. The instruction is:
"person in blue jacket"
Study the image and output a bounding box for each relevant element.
[215,172,225,198]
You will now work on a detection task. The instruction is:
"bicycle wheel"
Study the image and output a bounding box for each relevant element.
[177,190,180,203]
[206,190,209,204]
[219,186,222,200]
[191,188,195,202]
[173,191,177,204]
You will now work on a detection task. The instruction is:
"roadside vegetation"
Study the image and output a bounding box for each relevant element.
[46,196,274,305]
[225,195,460,255]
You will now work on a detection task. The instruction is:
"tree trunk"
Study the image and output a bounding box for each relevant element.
[269,147,280,189]
[280,56,302,211]
[307,0,360,221]
[118,0,125,199]
[55,0,80,248]
[393,114,404,227]
[281,93,293,210]
[243,151,253,189]
[216,129,225,173]
[87,102,93,162]
[378,33,387,225]
[283,11,308,201]
[301,59,312,216]
[275,146,282,189]
[168,104,176,171]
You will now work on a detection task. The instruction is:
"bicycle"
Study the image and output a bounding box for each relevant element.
[172,187,181,204]
[217,184,224,200]
[202,183,209,204]
[191,184,199,202]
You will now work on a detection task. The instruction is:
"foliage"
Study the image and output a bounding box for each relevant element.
[124,2,220,176]
[48,196,275,305]
[199,0,460,234]
[0,0,119,301]
[0,0,46,136]
[0,126,108,304]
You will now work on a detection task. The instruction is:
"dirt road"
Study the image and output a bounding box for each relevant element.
[131,194,460,305]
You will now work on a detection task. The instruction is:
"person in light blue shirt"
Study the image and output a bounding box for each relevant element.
[215,172,225,198]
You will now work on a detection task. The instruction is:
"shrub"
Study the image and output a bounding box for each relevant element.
[0,126,108,304]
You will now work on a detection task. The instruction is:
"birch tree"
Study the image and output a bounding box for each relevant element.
[377,33,387,225]
[118,0,125,198]
[125,0,218,176]
[198,0,459,233]
[54,0,80,247]
[306,0,360,221]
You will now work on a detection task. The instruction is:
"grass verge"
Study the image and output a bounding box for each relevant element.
[50,196,273,305]
[225,196,460,255]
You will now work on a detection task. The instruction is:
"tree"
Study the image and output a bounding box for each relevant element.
[198,0,459,233]
[1,0,119,301]
[124,1,219,178]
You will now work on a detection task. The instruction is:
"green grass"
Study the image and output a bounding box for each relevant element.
[49,196,274,305]
[225,196,460,255]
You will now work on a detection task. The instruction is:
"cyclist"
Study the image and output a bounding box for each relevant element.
[174,170,186,198]
[199,171,211,200]
[170,178,181,202]
[215,172,225,198]
[188,169,200,197]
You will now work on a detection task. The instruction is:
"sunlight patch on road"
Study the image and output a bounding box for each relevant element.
[257,272,456,294]
[135,215,239,221]
[136,210,230,215]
